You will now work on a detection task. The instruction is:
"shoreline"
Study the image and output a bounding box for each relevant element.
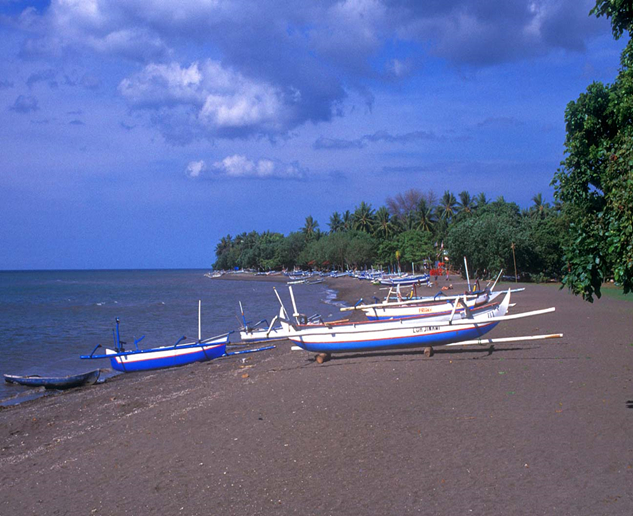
[1,277,632,514]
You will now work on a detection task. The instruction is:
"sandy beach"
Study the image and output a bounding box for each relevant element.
[1,276,632,515]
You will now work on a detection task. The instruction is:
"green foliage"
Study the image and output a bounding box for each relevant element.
[551,5,633,301]
[591,0,633,39]
[446,208,529,276]
[393,230,433,268]
[213,194,567,281]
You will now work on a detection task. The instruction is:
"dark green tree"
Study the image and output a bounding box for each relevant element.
[551,1,633,300]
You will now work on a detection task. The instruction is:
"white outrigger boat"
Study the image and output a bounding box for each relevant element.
[238,289,326,343]
[347,270,523,321]
[280,287,561,363]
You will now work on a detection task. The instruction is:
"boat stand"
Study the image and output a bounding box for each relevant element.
[315,353,331,364]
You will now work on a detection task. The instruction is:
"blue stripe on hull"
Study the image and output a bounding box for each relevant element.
[294,323,498,354]
[109,344,226,373]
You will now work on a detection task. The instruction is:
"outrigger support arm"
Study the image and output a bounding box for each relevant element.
[273,287,289,320]
[490,270,503,291]
[266,316,279,336]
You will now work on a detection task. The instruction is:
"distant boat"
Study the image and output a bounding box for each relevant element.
[379,273,431,286]
[4,370,100,389]
[81,301,274,372]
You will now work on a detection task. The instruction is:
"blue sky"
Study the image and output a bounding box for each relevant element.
[0,0,626,269]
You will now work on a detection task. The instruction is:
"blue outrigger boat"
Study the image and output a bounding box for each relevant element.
[81,301,274,373]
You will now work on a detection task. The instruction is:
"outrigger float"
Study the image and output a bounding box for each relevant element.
[280,287,562,364]
[81,301,274,372]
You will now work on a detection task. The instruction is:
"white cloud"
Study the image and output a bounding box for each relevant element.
[211,155,305,179]
[185,160,206,178]
[119,60,290,139]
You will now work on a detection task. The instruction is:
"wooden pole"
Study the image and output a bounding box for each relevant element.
[511,242,518,283]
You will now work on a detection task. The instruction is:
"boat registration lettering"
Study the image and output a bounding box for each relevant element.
[417,308,432,313]
[412,326,440,334]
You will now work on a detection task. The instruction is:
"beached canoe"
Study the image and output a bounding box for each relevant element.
[81,301,274,372]
[4,369,100,389]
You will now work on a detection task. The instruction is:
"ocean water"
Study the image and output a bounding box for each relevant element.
[0,270,343,402]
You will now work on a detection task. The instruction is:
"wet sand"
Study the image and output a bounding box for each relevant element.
[1,277,632,515]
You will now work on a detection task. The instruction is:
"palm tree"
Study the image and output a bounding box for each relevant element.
[530,193,550,219]
[329,211,344,233]
[457,191,475,217]
[352,201,376,233]
[342,210,353,231]
[414,197,435,232]
[437,190,457,222]
[215,234,233,255]
[302,215,319,240]
[373,206,395,239]
[475,192,488,209]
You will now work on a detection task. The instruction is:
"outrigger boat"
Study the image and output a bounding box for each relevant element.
[81,301,274,372]
[4,370,101,389]
[279,287,561,363]
[346,270,522,321]
[378,273,431,286]
[238,289,325,343]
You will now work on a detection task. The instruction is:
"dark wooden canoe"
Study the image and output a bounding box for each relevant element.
[3,370,101,389]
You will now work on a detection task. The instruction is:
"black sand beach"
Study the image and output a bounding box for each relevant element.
[1,277,632,515]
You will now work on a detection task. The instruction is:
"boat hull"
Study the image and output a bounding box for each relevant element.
[286,290,511,355]
[3,370,100,389]
[288,322,499,354]
[105,340,227,372]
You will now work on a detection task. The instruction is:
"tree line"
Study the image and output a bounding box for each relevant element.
[213,190,566,282]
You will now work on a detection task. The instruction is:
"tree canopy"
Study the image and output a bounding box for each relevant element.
[552,1,633,300]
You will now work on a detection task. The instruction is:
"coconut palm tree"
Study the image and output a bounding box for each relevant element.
[302,215,319,240]
[373,206,395,239]
[475,192,488,209]
[342,210,353,231]
[437,190,457,222]
[352,201,376,233]
[414,197,436,232]
[457,191,475,217]
[530,193,550,219]
[328,211,344,233]
[215,234,233,255]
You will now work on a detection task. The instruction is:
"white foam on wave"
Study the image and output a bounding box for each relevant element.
[322,288,346,308]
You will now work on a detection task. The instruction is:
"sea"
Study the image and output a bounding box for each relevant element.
[0,270,344,404]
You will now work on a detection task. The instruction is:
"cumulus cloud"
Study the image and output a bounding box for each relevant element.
[9,0,611,141]
[185,160,206,178]
[186,155,306,180]
[119,60,302,141]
